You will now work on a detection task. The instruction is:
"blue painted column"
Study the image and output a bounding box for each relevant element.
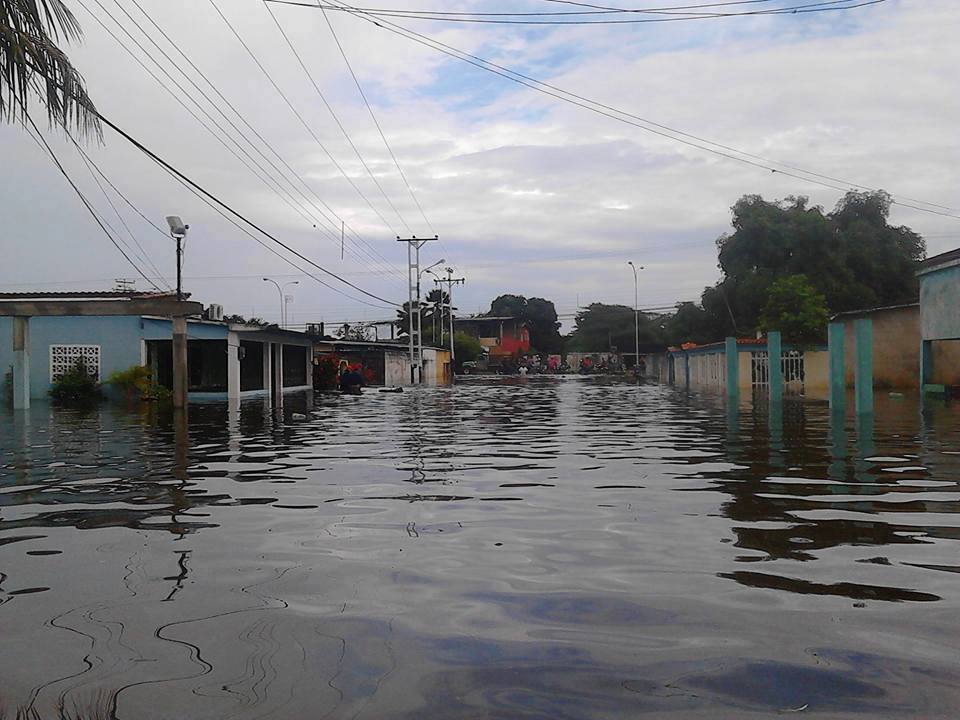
[854,318,874,415]
[920,340,933,389]
[768,331,783,405]
[12,316,30,410]
[828,322,845,411]
[725,337,739,398]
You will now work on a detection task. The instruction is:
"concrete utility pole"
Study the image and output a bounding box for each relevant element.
[397,236,438,384]
[433,268,465,363]
[627,262,644,371]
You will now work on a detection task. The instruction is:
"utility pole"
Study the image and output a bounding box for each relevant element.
[628,262,643,372]
[433,268,465,364]
[397,236,438,384]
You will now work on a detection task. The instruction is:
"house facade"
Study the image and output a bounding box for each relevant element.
[454,316,530,367]
[0,314,313,401]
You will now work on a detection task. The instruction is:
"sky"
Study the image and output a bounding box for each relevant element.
[1,0,958,332]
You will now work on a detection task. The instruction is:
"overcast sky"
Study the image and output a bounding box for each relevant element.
[1,0,958,330]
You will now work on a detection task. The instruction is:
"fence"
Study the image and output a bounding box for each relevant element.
[751,349,805,393]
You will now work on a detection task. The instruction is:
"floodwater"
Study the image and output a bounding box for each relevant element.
[1,377,959,719]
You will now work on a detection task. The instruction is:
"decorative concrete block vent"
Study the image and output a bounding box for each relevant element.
[49,344,101,382]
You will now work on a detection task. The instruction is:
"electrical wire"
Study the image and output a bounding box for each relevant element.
[263,2,415,235]
[80,0,407,285]
[276,0,886,24]
[94,110,402,307]
[206,0,406,238]
[319,3,959,220]
[21,112,164,292]
[316,3,435,235]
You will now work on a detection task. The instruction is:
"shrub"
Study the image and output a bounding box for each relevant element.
[49,358,102,405]
[108,365,169,401]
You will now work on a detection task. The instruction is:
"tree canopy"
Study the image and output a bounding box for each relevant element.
[395,288,450,346]
[566,303,662,352]
[664,190,926,346]
[487,294,562,353]
[758,275,830,346]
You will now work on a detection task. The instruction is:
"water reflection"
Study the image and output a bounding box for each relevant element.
[1,378,959,717]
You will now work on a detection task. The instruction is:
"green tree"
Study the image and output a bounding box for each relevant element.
[488,294,562,353]
[661,302,720,346]
[567,303,662,352]
[224,314,268,327]
[708,190,925,336]
[395,288,450,346]
[759,275,830,346]
[1,0,100,137]
[453,331,482,369]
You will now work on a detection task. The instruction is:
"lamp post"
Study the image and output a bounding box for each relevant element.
[417,258,444,363]
[166,216,189,301]
[263,278,298,328]
[627,261,644,373]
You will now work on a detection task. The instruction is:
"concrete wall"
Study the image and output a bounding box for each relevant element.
[840,306,920,389]
[0,315,145,399]
[920,263,960,341]
[385,352,409,386]
[803,350,830,395]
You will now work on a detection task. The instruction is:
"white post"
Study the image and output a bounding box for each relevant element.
[12,316,30,410]
[227,331,240,400]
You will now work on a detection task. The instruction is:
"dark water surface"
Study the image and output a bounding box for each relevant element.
[2,376,960,718]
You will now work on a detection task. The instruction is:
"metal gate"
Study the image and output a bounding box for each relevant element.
[751,350,805,393]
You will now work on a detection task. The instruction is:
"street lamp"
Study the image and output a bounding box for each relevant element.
[417,259,445,345]
[166,216,189,301]
[627,261,644,373]
[263,278,299,329]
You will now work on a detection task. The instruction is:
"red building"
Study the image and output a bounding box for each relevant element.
[455,316,531,366]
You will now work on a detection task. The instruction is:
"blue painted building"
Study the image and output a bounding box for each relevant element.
[918,247,960,389]
[0,314,313,401]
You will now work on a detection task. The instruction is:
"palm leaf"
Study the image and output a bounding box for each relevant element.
[0,0,100,139]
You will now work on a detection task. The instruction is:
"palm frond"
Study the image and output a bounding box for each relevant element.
[0,0,100,139]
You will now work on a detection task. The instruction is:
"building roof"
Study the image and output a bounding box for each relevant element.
[830,302,919,320]
[917,247,960,275]
[0,290,180,300]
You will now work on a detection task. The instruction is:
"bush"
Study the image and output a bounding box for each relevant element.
[108,365,170,401]
[50,359,102,405]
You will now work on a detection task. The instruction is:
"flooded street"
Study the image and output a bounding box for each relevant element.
[2,376,960,718]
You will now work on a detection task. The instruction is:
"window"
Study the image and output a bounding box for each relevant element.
[50,344,101,382]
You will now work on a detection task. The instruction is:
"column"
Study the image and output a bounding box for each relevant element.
[272,343,284,407]
[768,330,783,404]
[828,322,846,411]
[854,318,873,415]
[920,340,933,389]
[262,341,272,393]
[725,337,739,400]
[226,331,240,401]
[12,316,30,410]
[172,316,188,409]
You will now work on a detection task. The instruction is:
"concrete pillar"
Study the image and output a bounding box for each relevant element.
[683,352,690,389]
[172,316,188,409]
[768,331,783,404]
[272,343,284,407]
[12,316,30,410]
[854,318,873,415]
[227,331,240,401]
[828,322,845,411]
[725,337,739,399]
[262,341,272,393]
[920,340,933,388]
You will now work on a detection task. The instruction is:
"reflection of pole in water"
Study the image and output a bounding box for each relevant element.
[162,549,192,602]
[854,412,876,483]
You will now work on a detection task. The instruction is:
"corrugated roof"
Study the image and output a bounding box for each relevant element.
[918,247,960,273]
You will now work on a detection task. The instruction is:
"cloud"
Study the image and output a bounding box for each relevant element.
[1,0,956,329]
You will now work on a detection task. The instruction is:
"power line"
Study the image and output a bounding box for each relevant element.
[318,4,959,221]
[279,0,886,25]
[205,0,406,238]
[94,110,401,307]
[263,1,415,235]
[316,3,435,235]
[82,0,408,286]
[21,112,163,292]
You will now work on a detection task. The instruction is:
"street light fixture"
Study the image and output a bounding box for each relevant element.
[166,216,189,301]
[263,278,299,329]
[628,261,645,374]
